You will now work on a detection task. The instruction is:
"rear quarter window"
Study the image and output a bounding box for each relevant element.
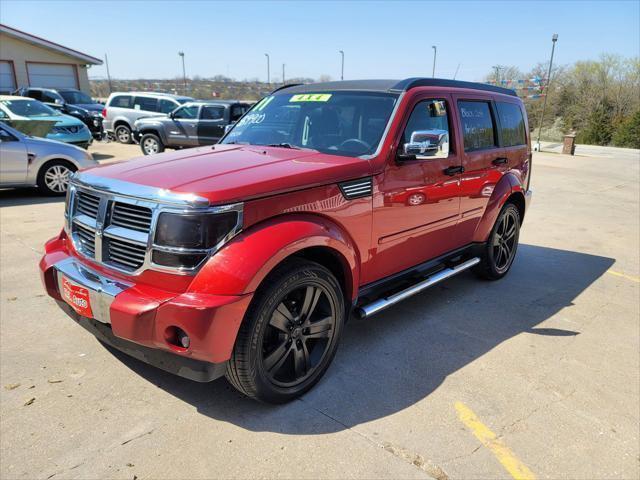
[458,100,497,152]
[496,102,526,147]
[134,96,158,112]
[109,95,132,108]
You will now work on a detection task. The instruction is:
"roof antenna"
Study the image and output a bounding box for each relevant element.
[453,63,461,80]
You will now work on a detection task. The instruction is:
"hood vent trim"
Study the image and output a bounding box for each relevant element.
[339,177,373,200]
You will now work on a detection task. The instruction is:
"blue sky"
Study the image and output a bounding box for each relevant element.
[2,0,638,82]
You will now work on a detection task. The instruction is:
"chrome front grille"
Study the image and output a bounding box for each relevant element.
[76,191,100,217]
[64,173,243,276]
[111,202,152,233]
[104,237,146,270]
[74,223,96,257]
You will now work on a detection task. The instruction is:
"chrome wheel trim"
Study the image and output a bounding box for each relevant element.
[116,127,130,143]
[44,165,72,193]
[143,137,159,154]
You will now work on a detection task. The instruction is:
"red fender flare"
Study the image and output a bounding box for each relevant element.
[188,214,361,301]
[472,172,524,243]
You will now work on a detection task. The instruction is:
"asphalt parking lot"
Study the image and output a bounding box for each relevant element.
[1,141,638,479]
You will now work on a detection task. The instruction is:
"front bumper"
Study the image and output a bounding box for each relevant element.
[40,242,253,382]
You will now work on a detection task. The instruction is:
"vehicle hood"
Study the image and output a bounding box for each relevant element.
[85,145,372,204]
[134,115,168,124]
[21,113,84,127]
[74,103,103,112]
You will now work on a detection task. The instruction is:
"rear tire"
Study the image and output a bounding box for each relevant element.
[474,202,521,280]
[140,133,164,155]
[226,258,345,403]
[114,124,132,144]
[37,160,77,196]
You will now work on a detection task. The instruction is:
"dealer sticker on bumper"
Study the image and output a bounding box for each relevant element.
[61,277,93,318]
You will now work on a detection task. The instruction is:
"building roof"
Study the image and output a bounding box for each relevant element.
[0,24,102,65]
[276,78,517,97]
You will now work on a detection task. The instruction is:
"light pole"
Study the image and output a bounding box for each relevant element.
[535,33,559,152]
[282,63,285,84]
[492,65,502,84]
[339,50,344,81]
[431,46,437,78]
[178,51,186,95]
[104,53,113,94]
[264,53,270,84]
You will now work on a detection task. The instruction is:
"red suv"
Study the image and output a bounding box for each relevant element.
[40,79,532,403]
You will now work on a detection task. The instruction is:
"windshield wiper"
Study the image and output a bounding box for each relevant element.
[265,143,300,150]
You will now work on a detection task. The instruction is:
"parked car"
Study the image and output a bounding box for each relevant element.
[14,87,105,140]
[0,96,92,149]
[102,92,193,144]
[0,122,96,195]
[39,78,532,403]
[133,100,251,155]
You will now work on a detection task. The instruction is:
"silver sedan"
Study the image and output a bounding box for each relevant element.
[0,122,97,195]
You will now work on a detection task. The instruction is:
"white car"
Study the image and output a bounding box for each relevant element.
[0,122,97,195]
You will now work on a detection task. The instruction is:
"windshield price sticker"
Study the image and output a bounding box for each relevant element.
[290,94,332,102]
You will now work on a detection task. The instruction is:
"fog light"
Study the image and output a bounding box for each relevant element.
[165,326,190,350]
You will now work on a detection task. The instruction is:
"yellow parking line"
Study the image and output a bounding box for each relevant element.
[454,401,536,480]
[607,270,640,283]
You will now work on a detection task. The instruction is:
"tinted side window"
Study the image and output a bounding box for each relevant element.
[401,99,450,158]
[201,106,225,120]
[134,96,158,112]
[42,91,60,103]
[158,99,177,114]
[110,95,132,108]
[27,89,43,100]
[458,101,497,151]
[230,105,248,122]
[173,105,199,119]
[497,102,526,147]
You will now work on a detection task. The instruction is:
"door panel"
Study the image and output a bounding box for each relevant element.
[368,94,462,282]
[453,96,505,242]
[167,105,199,146]
[197,105,226,145]
[0,135,28,184]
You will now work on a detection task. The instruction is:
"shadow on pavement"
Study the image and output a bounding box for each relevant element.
[0,188,64,207]
[105,244,614,434]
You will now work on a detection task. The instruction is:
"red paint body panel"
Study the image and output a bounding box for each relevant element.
[39,82,532,374]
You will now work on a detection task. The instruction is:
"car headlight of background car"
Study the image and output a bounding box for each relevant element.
[152,210,241,269]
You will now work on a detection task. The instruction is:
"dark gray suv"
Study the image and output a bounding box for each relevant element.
[132,100,250,155]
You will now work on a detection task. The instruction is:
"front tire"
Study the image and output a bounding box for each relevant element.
[114,124,132,144]
[475,202,521,280]
[37,160,77,196]
[226,259,345,403]
[140,133,164,155]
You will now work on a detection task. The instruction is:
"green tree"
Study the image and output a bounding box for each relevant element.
[577,99,615,145]
[612,110,640,148]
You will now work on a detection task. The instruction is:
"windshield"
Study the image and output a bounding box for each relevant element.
[59,91,94,104]
[0,99,58,117]
[221,91,398,157]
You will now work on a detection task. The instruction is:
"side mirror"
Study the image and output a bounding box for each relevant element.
[399,129,449,161]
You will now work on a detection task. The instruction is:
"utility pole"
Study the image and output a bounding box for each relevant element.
[535,33,559,152]
[282,63,285,84]
[178,51,187,95]
[432,46,437,77]
[492,65,502,84]
[264,53,270,84]
[104,53,113,94]
[339,50,344,80]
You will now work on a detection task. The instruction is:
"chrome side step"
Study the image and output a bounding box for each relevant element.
[356,257,481,319]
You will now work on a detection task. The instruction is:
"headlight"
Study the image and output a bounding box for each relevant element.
[152,209,241,269]
[51,126,64,133]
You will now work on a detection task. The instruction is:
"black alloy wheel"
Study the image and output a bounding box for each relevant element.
[226,259,344,403]
[475,202,521,280]
[262,283,337,387]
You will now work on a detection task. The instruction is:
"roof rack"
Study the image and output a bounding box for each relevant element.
[391,78,517,97]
